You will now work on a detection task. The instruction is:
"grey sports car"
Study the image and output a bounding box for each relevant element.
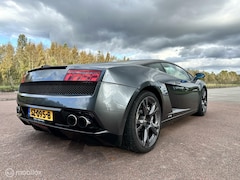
[16,59,207,153]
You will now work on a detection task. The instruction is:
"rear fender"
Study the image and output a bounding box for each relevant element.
[121,81,172,135]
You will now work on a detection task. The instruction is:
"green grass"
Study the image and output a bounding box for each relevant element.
[0,85,19,92]
[206,83,240,88]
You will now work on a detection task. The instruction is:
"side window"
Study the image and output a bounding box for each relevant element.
[161,63,191,81]
[145,63,165,72]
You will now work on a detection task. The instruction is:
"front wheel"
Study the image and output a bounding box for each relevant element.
[123,91,161,153]
[195,88,207,116]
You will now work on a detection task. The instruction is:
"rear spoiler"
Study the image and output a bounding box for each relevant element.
[28,65,67,72]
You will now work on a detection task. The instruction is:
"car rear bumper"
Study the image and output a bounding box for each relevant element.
[18,115,122,146]
[17,82,136,136]
[18,115,109,135]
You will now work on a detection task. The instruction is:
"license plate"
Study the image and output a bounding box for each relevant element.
[29,108,53,121]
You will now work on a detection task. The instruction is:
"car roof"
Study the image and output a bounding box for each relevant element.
[115,59,167,65]
[31,59,170,72]
[87,59,168,67]
[67,59,170,69]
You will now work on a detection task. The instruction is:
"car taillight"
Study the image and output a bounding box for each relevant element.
[21,74,27,83]
[64,69,101,82]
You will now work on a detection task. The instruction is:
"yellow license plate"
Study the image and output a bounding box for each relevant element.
[29,108,53,121]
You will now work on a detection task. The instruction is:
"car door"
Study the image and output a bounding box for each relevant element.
[160,62,200,110]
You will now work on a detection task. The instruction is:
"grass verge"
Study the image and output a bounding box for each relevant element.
[0,85,19,92]
[206,84,240,88]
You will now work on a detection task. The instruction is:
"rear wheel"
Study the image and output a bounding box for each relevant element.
[196,88,207,116]
[123,91,161,153]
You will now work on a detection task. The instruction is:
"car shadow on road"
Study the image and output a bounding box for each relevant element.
[24,127,132,154]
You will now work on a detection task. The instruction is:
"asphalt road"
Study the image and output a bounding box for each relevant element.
[0,87,240,180]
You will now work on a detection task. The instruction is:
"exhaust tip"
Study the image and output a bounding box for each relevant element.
[67,114,78,126]
[78,116,91,128]
[16,106,22,117]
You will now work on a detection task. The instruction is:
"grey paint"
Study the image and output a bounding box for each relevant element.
[17,60,206,138]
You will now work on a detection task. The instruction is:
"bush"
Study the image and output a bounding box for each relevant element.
[206,83,240,88]
[0,85,19,92]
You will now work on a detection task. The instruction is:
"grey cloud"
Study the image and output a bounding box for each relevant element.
[1,0,240,62]
[179,46,240,59]
[32,0,237,47]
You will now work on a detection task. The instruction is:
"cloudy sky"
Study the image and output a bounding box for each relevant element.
[1,0,240,73]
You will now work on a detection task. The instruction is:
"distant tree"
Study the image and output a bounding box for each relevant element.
[0,33,127,86]
[79,50,89,64]
[97,50,105,63]
[70,46,79,64]
[61,43,70,65]
[26,42,37,69]
[105,52,111,62]
[217,70,229,84]
[36,43,46,66]
[228,71,239,83]
[15,34,29,79]
[17,34,27,50]
[0,44,14,85]
[48,42,58,65]
[208,72,218,84]
[0,45,4,60]
[123,56,130,61]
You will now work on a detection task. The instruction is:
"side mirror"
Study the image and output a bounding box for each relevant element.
[193,73,205,81]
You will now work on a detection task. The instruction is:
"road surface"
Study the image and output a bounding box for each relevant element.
[0,87,240,180]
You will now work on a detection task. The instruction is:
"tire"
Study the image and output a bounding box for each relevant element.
[195,88,207,116]
[123,91,161,153]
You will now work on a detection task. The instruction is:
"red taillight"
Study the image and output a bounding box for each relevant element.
[64,69,101,82]
[21,74,27,83]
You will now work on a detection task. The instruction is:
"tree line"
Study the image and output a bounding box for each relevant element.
[0,34,125,86]
[189,70,240,85]
[0,34,239,86]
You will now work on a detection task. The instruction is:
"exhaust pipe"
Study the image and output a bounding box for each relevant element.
[16,106,22,117]
[78,116,91,128]
[67,114,78,126]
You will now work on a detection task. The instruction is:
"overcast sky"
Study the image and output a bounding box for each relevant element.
[1,0,240,73]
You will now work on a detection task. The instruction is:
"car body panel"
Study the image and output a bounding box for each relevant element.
[165,81,199,110]
[17,59,207,146]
